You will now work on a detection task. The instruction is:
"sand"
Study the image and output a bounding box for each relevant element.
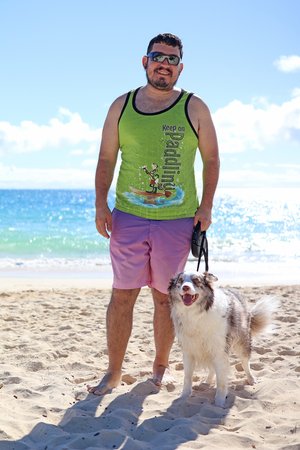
[0,280,299,449]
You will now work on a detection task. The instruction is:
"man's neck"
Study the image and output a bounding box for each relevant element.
[141,84,181,99]
[135,86,182,114]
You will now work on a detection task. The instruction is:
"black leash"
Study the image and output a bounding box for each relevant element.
[191,223,209,272]
[197,231,209,272]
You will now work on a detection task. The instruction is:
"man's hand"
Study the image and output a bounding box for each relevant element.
[194,205,212,231]
[95,205,112,238]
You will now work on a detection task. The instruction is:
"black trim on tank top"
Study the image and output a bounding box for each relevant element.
[132,87,185,115]
[118,91,131,124]
[185,93,198,138]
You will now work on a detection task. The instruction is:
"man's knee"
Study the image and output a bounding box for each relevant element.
[151,288,170,307]
[111,287,140,305]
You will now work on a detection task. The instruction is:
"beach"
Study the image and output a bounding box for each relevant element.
[0,275,299,450]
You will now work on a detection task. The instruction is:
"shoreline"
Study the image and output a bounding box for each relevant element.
[1,277,299,293]
[0,259,299,291]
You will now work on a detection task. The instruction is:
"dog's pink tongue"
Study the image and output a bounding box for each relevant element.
[183,294,194,306]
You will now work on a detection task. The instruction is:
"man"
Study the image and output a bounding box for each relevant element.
[88,33,220,395]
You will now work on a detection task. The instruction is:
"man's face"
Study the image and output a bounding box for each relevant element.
[143,43,183,91]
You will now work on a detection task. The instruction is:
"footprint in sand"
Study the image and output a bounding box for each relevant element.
[121,374,137,385]
[277,315,297,323]
[25,361,45,372]
[235,362,264,372]
[278,349,300,356]
[175,363,184,371]
[253,347,272,355]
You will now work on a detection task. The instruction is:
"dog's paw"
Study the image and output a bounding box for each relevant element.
[214,394,227,408]
[247,374,256,385]
[205,373,215,385]
[180,389,192,400]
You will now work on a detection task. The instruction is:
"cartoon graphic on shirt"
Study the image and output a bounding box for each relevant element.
[128,162,175,205]
[142,163,160,194]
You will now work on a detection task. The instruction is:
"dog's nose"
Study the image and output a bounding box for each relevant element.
[182,285,189,292]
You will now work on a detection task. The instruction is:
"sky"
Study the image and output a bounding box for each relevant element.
[0,0,300,190]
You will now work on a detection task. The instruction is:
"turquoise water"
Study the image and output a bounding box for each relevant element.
[0,188,299,271]
[0,190,107,258]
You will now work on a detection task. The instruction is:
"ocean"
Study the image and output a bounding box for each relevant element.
[0,188,299,283]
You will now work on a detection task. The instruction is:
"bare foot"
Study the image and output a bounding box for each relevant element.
[152,365,175,386]
[87,371,121,396]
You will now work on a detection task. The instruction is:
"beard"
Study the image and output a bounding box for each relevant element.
[146,68,179,91]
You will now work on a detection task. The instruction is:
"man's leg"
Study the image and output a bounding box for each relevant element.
[151,288,175,385]
[148,217,194,385]
[87,287,140,395]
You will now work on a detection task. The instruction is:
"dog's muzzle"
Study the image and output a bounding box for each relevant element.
[181,293,199,306]
[180,284,199,306]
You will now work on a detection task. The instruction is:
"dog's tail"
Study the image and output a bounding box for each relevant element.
[250,296,280,335]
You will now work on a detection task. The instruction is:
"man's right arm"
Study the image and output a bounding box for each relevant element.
[95,94,127,238]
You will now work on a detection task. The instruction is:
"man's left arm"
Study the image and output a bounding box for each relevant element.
[191,97,220,230]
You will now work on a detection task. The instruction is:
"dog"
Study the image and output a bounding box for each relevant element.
[168,271,279,408]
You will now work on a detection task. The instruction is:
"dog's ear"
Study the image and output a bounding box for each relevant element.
[168,273,181,292]
[203,272,218,284]
[168,276,176,292]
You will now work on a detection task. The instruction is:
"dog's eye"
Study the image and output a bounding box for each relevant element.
[191,276,203,288]
[176,276,184,286]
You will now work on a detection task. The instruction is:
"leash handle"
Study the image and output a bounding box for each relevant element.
[196,230,209,272]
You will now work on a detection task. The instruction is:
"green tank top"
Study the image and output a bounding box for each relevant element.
[116,88,199,220]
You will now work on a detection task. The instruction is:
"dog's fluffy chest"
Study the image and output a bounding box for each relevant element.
[171,291,229,362]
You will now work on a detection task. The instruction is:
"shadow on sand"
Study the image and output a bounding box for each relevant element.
[0,376,245,449]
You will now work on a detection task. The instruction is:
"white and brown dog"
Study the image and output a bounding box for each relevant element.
[169,272,279,408]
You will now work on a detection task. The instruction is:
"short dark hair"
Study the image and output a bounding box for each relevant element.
[147,33,183,59]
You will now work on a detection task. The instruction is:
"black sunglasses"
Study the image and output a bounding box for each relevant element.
[147,51,181,66]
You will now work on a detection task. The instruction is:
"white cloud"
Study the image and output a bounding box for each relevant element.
[194,165,300,189]
[0,163,94,189]
[219,168,300,187]
[274,55,300,73]
[1,94,300,188]
[82,159,97,168]
[213,90,300,153]
[276,163,300,169]
[69,149,85,156]
[0,108,101,153]
[69,144,98,157]
[2,94,300,159]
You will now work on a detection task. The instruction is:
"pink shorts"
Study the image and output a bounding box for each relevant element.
[110,209,194,294]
